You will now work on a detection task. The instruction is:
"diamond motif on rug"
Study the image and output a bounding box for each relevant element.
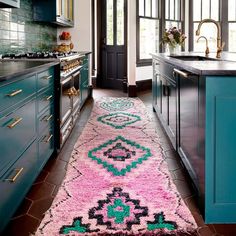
[97,112,141,129]
[60,188,178,234]
[88,187,148,230]
[100,98,134,111]
[88,136,152,176]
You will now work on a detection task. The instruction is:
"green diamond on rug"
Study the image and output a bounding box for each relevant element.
[97,112,141,129]
[88,136,152,176]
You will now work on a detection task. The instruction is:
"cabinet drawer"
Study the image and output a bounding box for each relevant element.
[0,99,36,176]
[37,68,54,91]
[38,129,54,169]
[0,141,37,232]
[38,87,54,114]
[38,107,54,134]
[0,75,36,113]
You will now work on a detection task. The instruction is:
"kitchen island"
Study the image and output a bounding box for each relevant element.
[152,52,236,223]
[0,60,60,232]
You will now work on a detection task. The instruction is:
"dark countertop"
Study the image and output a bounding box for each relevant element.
[0,60,59,82]
[151,52,236,76]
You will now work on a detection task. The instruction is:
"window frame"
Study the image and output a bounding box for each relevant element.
[136,0,162,67]
[136,0,185,66]
[189,0,229,52]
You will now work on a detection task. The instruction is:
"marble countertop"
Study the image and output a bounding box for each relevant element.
[151,52,236,76]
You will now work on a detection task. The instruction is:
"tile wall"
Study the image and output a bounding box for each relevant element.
[0,0,57,54]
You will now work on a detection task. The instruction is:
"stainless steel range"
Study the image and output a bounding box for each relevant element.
[1,51,90,147]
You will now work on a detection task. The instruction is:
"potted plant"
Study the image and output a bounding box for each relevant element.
[161,27,186,55]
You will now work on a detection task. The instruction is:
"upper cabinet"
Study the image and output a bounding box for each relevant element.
[33,0,74,27]
[0,0,20,8]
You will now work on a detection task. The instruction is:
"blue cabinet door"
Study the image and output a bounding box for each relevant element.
[0,99,36,177]
[0,0,19,8]
[205,76,236,223]
[0,141,37,232]
[80,63,89,106]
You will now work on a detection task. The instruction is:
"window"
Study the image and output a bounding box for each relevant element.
[190,0,220,52]
[165,0,183,29]
[137,0,160,65]
[190,0,236,53]
[228,0,236,52]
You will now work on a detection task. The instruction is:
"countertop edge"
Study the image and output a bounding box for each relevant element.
[0,61,60,82]
[151,52,236,76]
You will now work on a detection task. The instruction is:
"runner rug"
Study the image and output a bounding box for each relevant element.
[35,97,197,236]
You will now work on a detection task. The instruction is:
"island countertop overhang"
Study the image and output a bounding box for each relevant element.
[151,52,236,76]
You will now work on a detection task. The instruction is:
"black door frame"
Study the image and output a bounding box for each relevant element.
[96,0,127,91]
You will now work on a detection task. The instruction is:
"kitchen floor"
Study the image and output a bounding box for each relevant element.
[2,89,236,236]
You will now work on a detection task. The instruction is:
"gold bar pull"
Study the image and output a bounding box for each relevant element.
[5,168,24,182]
[7,89,23,97]
[42,75,53,80]
[43,134,53,143]
[45,114,53,122]
[7,117,23,129]
[45,95,53,101]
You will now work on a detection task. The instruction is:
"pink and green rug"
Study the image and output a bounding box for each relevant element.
[35,97,197,236]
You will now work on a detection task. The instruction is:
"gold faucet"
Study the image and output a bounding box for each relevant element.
[197,36,210,57]
[196,19,225,58]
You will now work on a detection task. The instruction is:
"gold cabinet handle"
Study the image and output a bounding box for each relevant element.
[45,95,53,101]
[5,168,24,182]
[45,114,53,122]
[43,134,53,143]
[7,89,23,97]
[42,75,52,80]
[7,117,23,129]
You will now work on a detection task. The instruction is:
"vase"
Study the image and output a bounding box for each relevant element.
[168,45,180,55]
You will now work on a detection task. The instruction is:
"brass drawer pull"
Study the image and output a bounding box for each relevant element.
[7,117,23,129]
[5,168,24,182]
[41,75,52,80]
[43,134,53,143]
[7,89,23,97]
[45,114,53,122]
[45,95,53,101]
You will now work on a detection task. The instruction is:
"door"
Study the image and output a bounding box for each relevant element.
[101,0,127,89]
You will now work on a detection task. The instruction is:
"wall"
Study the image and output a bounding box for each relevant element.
[57,0,92,52]
[0,0,57,54]
[127,0,137,86]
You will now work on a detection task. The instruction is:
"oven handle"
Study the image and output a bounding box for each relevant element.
[73,70,80,78]
[61,76,73,85]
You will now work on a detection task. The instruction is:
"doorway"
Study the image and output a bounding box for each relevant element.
[97,0,127,90]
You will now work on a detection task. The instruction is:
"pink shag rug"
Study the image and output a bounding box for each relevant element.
[35,97,197,236]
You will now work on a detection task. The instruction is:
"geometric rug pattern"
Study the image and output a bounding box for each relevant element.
[97,112,141,129]
[35,97,197,235]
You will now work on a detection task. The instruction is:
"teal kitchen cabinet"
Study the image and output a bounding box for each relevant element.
[0,0,20,8]
[152,59,177,149]
[205,76,236,223]
[33,0,74,27]
[80,60,89,107]
[0,63,60,232]
[152,53,236,223]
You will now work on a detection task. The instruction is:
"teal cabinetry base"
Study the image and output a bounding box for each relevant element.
[205,76,236,223]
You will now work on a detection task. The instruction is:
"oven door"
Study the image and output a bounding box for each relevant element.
[60,76,73,126]
[72,69,81,111]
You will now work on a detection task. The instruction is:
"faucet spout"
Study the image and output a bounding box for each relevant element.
[197,36,210,57]
[195,19,224,58]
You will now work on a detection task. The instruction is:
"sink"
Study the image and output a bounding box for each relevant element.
[169,55,218,61]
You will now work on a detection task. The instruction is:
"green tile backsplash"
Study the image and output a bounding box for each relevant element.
[0,0,57,54]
